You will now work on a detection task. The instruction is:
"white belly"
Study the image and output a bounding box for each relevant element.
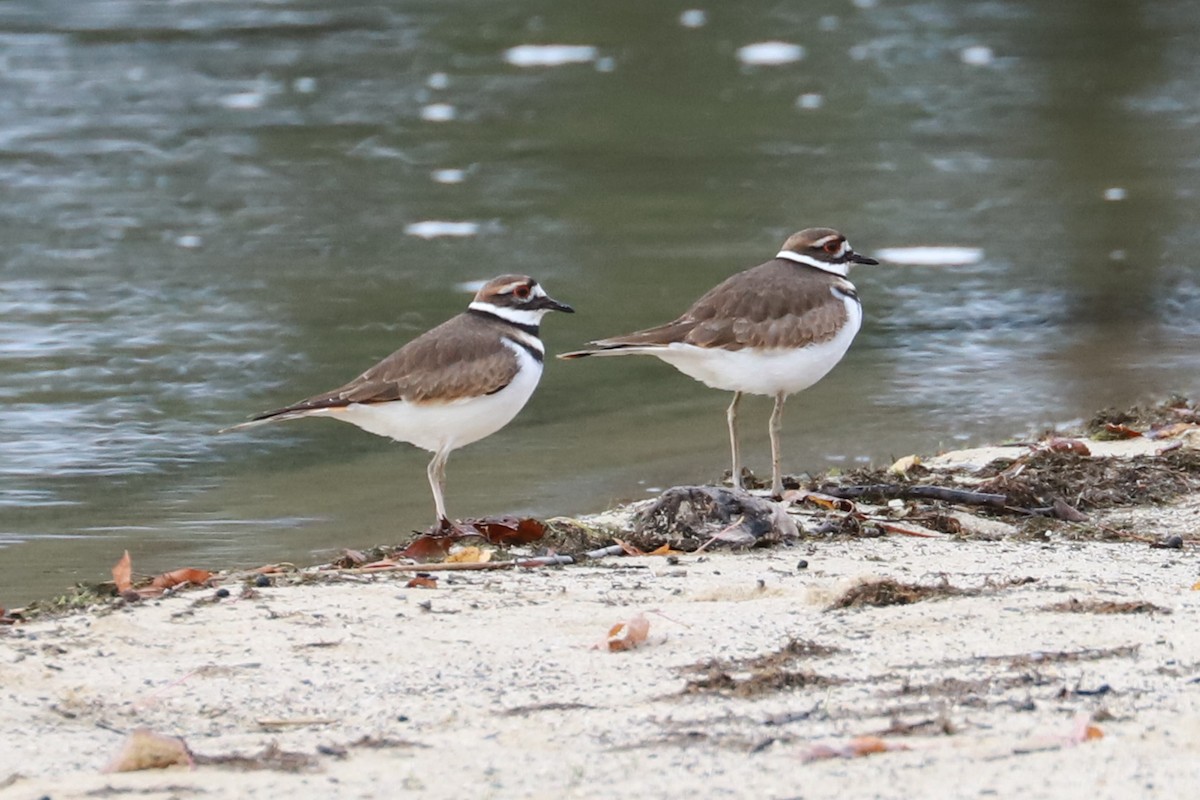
[652,298,861,397]
[315,345,543,453]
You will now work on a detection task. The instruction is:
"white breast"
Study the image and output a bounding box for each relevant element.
[652,290,862,397]
[320,340,544,453]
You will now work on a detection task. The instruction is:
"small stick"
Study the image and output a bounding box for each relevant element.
[872,520,948,539]
[820,484,1009,508]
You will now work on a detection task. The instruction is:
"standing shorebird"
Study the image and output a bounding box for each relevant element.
[226,275,573,526]
[559,228,877,497]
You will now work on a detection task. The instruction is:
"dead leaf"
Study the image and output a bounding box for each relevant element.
[647,543,679,556]
[401,534,457,562]
[1043,437,1092,455]
[889,454,922,476]
[605,613,651,652]
[1051,498,1088,522]
[614,538,646,556]
[1192,581,1200,591]
[466,516,547,545]
[445,546,491,564]
[112,551,133,593]
[150,568,213,589]
[799,735,908,762]
[406,575,438,589]
[104,728,192,773]
[1103,423,1142,440]
[1147,422,1196,440]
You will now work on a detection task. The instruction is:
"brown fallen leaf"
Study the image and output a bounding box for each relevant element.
[112,550,133,593]
[466,516,547,546]
[799,735,908,762]
[104,728,193,773]
[151,568,213,589]
[1147,422,1197,440]
[401,534,457,562]
[406,575,438,589]
[605,613,651,652]
[1043,437,1092,455]
[1103,423,1142,440]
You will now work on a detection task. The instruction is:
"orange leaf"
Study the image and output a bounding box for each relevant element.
[1147,422,1196,440]
[445,546,491,564]
[1084,725,1104,741]
[1044,437,1092,455]
[647,543,679,556]
[800,735,908,762]
[150,568,213,589]
[1103,424,1141,440]
[1192,581,1200,591]
[614,539,645,556]
[606,613,650,652]
[406,575,438,589]
[112,551,133,593]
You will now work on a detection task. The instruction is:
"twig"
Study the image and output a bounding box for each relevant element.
[820,484,1009,508]
[322,544,628,574]
[873,520,948,539]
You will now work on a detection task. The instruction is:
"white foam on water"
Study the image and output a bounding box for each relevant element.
[456,279,489,293]
[420,103,457,122]
[960,45,994,66]
[432,168,466,184]
[679,9,707,28]
[175,234,203,249]
[404,221,480,239]
[219,91,266,110]
[796,93,824,110]
[504,44,598,67]
[736,41,806,66]
[427,72,449,90]
[292,77,317,94]
[875,246,985,266]
[1104,187,1127,201]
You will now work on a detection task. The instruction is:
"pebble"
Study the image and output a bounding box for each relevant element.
[254,574,271,588]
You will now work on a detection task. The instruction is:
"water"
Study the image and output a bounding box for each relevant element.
[3,0,1200,603]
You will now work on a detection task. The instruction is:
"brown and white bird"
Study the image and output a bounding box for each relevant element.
[559,228,877,497]
[227,275,573,525]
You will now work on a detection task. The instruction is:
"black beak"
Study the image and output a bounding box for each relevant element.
[848,251,879,265]
[532,295,574,313]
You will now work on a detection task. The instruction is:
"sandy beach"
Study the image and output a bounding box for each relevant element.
[4,419,1200,799]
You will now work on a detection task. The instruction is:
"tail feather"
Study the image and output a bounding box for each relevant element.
[217,407,323,434]
[557,344,664,360]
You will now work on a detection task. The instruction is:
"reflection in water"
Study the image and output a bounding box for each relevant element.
[2,0,1200,602]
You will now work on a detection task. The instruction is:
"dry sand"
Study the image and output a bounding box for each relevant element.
[4,424,1200,799]
[3,535,1199,799]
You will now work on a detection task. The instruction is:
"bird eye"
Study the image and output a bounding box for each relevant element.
[823,240,842,255]
[514,284,531,299]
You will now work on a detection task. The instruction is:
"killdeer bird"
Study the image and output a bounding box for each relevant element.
[226,275,573,526]
[560,228,877,497]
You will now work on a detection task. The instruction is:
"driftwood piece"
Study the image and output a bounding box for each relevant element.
[818,483,1009,508]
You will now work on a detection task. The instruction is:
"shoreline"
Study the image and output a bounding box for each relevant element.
[4,407,1200,798]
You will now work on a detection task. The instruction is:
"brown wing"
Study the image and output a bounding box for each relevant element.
[582,262,850,353]
[253,314,519,420]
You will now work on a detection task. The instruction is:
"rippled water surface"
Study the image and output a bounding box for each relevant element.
[3,0,1200,602]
